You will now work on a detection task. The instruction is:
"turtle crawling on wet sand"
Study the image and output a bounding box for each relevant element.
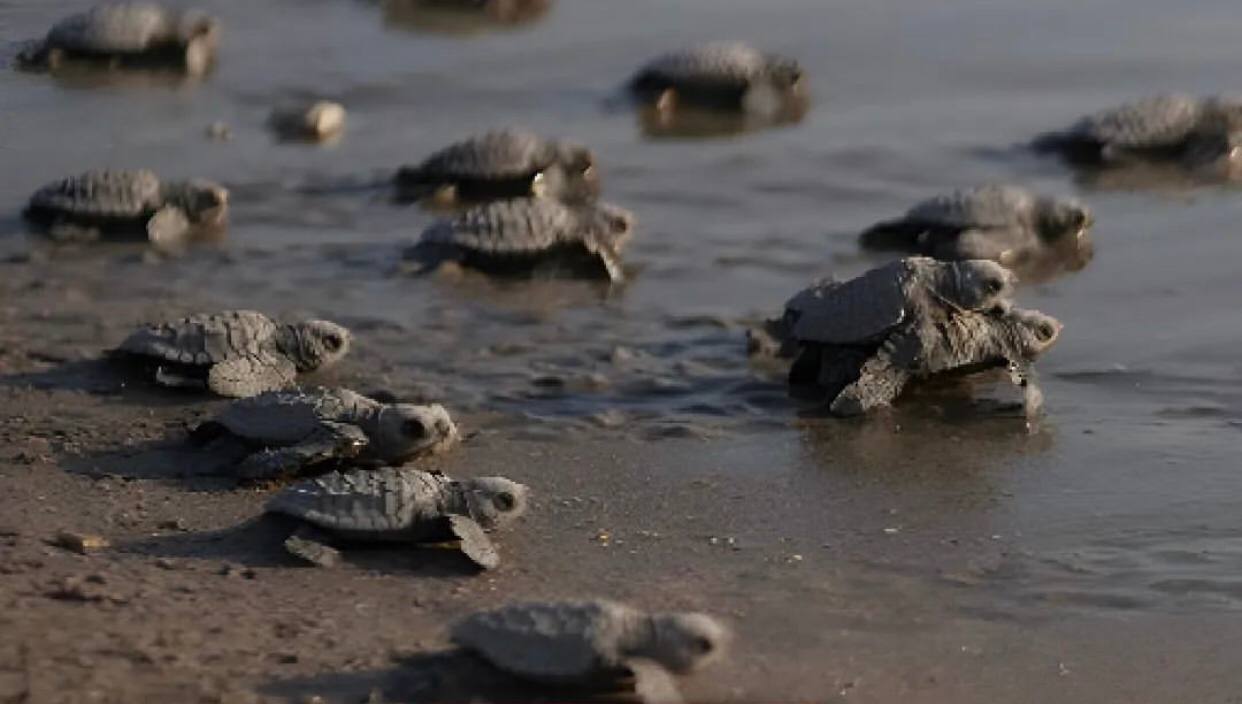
[395,130,599,206]
[452,599,729,703]
[23,169,228,245]
[265,466,525,569]
[858,185,1093,270]
[116,310,350,397]
[629,42,806,115]
[194,387,459,480]
[1033,94,1242,172]
[404,197,634,282]
[770,257,1060,416]
[16,2,220,76]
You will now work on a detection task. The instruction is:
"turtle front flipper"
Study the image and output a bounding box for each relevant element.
[146,206,191,247]
[585,236,626,283]
[829,329,919,416]
[284,524,342,568]
[44,218,102,243]
[206,354,298,398]
[446,515,500,570]
[626,658,686,704]
[235,422,369,480]
[1007,360,1045,420]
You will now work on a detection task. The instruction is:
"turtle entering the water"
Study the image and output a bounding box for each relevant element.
[269,101,346,143]
[16,2,220,76]
[629,42,806,115]
[195,387,459,480]
[23,170,228,245]
[452,599,729,702]
[116,310,350,397]
[265,466,525,569]
[403,198,634,282]
[858,185,1094,273]
[1033,94,1242,174]
[771,258,1060,416]
[395,130,599,206]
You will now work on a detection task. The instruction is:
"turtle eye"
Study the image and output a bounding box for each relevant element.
[493,492,516,512]
[1036,322,1056,341]
[985,278,1004,294]
[402,419,427,439]
[691,636,714,654]
[322,334,342,352]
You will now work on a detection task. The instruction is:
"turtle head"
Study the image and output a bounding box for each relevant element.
[162,179,229,227]
[584,202,635,249]
[765,55,805,94]
[1035,197,1093,244]
[550,141,601,200]
[372,403,459,461]
[177,10,220,42]
[282,319,351,372]
[459,476,530,529]
[940,260,1017,313]
[639,612,730,673]
[1007,307,1062,359]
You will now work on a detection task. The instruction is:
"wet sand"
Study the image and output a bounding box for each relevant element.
[4,0,1242,701]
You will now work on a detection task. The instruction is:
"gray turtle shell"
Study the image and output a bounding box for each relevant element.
[212,387,374,445]
[27,170,165,221]
[44,2,212,54]
[411,130,570,180]
[421,198,631,255]
[784,260,914,345]
[266,467,458,540]
[904,185,1038,229]
[1067,94,1205,150]
[636,42,793,90]
[452,600,640,682]
[119,310,278,367]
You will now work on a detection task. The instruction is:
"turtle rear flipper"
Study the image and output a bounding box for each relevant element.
[235,422,369,480]
[626,658,685,704]
[155,365,209,390]
[206,354,297,398]
[45,219,102,243]
[284,524,342,568]
[447,515,500,570]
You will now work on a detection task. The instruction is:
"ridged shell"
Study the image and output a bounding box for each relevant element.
[1070,94,1204,149]
[421,198,591,254]
[903,185,1037,229]
[636,42,775,89]
[412,130,558,180]
[785,260,914,344]
[119,309,276,366]
[211,387,374,444]
[46,3,181,53]
[28,170,163,220]
[266,467,455,535]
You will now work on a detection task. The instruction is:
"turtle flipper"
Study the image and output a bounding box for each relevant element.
[146,206,191,246]
[206,354,297,398]
[284,524,341,568]
[447,515,500,570]
[587,236,626,283]
[626,659,685,704]
[235,422,369,480]
[45,219,102,243]
[154,365,208,390]
[829,328,919,416]
[1007,360,1045,420]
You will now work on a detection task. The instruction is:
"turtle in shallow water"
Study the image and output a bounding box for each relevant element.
[268,100,346,143]
[395,130,599,206]
[116,310,350,397]
[194,387,459,479]
[23,169,228,245]
[265,466,525,569]
[403,197,634,282]
[16,2,220,76]
[858,185,1094,273]
[628,42,806,115]
[452,599,729,702]
[769,258,1061,416]
[382,0,553,34]
[1032,94,1242,173]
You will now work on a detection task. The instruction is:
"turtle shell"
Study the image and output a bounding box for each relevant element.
[410,130,562,181]
[45,2,190,54]
[635,42,780,91]
[452,600,638,682]
[1070,94,1204,150]
[421,198,614,255]
[266,467,456,538]
[904,185,1037,229]
[785,260,914,345]
[118,310,277,370]
[210,387,370,445]
[26,170,164,222]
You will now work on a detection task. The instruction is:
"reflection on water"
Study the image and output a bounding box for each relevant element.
[379,0,553,35]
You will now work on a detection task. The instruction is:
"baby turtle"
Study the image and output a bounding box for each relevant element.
[404,198,634,282]
[269,101,346,143]
[1033,94,1242,171]
[629,42,806,114]
[16,2,220,76]
[116,310,351,397]
[196,387,459,480]
[23,170,228,245]
[266,466,526,569]
[858,185,1093,272]
[774,258,1059,416]
[452,600,729,703]
[395,130,599,206]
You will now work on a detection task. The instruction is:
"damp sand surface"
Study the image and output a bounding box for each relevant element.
[3,0,1242,701]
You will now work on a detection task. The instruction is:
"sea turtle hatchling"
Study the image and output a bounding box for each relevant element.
[16,2,220,76]
[403,197,635,282]
[1032,94,1242,172]
[772,258,1060,416]
[628,41,806,115]
[23,169,228,245]
[452,600,729,703]
[395,129,599,206]
[265,466,526,569]
[268,100,346,143]
[116,310,351,398]
[195,387,460,480]
[858,185,1094,271]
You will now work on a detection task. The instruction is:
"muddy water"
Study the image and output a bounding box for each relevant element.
[3,0,1242,701]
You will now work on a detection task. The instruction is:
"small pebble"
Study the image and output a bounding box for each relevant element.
[52,531,109,554]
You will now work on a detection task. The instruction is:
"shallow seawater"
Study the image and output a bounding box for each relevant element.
[3,0,1242,698]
